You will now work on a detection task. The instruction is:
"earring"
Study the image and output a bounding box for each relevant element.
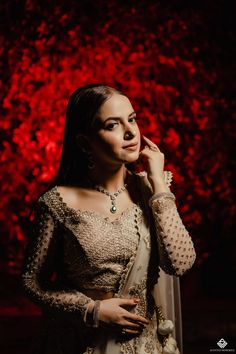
[82,148,95,170]
[87,151,95,170]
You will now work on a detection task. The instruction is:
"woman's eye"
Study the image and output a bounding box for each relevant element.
[105,122,118,130]
[129,116,138,123]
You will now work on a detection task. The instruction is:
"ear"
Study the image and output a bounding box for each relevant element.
[76,134,91,152]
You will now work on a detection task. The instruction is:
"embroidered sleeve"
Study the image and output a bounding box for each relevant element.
[22,201,93,316]
[150,171,196,276]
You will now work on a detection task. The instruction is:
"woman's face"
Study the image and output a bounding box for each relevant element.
[89,93,141,168]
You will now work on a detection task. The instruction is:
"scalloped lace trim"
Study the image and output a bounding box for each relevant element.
[136,170,173,188]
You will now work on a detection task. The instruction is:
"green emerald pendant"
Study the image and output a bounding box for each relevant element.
[110,205,117,213]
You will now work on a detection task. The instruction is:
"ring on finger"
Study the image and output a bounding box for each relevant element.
[149,146,158,151]
[121,329,127,335]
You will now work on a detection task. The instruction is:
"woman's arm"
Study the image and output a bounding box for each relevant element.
[150,188,196,276]
[150,171,196,276]
[139,171,196,276]
[139,136,196,276]
[22,201,94,317]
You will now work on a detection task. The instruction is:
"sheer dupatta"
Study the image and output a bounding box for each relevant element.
[153,270,183,353]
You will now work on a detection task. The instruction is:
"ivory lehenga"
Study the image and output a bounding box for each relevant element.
[22,171,196,354]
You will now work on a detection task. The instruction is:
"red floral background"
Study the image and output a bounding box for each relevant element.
[0,1,235,351]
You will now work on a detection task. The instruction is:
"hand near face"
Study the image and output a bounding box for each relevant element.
[139,136,169,193]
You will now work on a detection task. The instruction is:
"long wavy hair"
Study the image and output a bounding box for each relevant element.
[53,84,123,186]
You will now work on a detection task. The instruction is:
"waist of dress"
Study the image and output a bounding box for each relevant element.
[83,288,115,300]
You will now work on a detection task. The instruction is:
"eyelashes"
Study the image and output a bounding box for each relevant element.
[130,116,141,122]
[104,116,140,130]
[105,123,119,130]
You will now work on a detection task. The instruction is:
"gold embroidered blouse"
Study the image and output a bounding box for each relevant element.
[22,171,196,318]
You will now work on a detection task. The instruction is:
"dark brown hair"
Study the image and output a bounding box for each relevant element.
[53,84,123,186]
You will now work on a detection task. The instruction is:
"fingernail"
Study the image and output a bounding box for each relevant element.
[133,298,140,303]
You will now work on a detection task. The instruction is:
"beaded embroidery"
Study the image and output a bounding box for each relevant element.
[22,170,196,325]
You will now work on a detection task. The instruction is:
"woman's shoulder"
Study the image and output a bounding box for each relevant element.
[37,185,87,223]
[37,185,58,205]
[33,186,65,221]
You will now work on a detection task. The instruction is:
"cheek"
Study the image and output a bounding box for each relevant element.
[93,134,121,153]
[134,127,141,147]
[136,128,141,141]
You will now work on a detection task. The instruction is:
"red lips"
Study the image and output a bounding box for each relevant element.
[122,142,139,152]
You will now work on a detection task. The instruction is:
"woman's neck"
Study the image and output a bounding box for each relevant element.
[88,164,129,192]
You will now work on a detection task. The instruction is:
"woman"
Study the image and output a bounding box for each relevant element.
[22,84,196,354]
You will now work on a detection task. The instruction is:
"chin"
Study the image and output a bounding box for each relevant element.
[121,153,139,164]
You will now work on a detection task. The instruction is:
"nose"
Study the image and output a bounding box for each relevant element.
[124,126,136,140]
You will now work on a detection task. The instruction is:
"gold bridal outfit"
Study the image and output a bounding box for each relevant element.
[22,171,196,354]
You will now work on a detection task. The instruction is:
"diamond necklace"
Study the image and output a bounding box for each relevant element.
[94,183,127,214]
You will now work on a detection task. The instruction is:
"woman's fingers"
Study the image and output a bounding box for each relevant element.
[142,135,157,145]
[121,319,145,329]
[122,328,143,336]
[99,297,150,331]
[118,298,140,307]
[117,298,149,325]
[142,135,161,152]
[127,312,150,325]
[139,147,162,156]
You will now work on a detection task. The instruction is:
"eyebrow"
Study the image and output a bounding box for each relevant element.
[103,111,136,123]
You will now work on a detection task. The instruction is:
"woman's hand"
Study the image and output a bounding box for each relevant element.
[139,136,169,193]
[98,297,149,336]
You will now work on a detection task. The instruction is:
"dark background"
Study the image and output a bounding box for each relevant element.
[0,1,235,353]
